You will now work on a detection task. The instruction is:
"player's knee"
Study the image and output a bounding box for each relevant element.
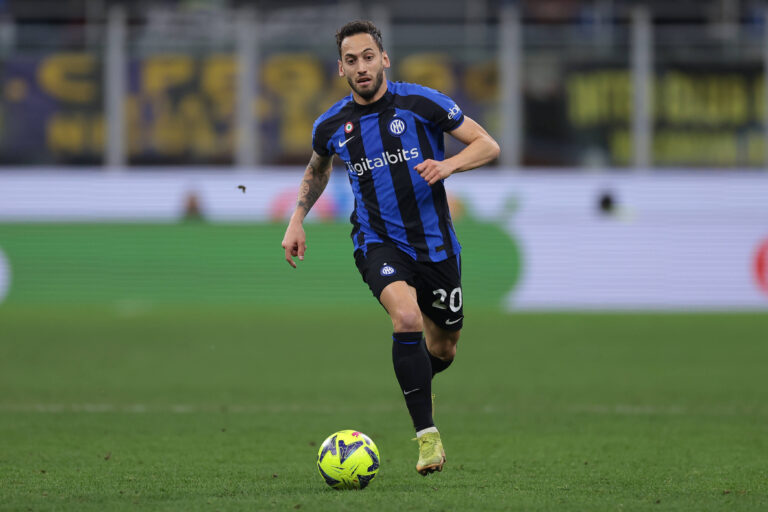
[446,338,458,359]
[435,331,459,360]
[435,341,457,361]
[391,308,423,333]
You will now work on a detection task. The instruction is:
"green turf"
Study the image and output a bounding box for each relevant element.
[1,304,767,511]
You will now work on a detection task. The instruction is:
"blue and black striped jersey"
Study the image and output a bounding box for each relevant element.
[312,81,464,262]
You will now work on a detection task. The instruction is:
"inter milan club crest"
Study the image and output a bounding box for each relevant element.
[387,117,406,137]
[344,122,354,133]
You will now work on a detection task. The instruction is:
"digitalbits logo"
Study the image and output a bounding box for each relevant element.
[0,248,10,304]
[345,147,420,176]
[754,238,768,297]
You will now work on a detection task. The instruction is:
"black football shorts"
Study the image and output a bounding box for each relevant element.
[354,243,464,331]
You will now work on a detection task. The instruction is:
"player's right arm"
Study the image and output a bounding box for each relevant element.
[281,151,334,268]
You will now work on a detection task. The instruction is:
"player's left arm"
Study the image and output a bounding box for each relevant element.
[414,116,500,186]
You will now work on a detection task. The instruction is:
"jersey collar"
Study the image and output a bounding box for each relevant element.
[351,81,394,113]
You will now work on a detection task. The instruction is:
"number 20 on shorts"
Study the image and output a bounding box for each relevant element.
[432,287,462,312]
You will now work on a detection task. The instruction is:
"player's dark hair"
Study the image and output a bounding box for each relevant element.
[335,20,384,57]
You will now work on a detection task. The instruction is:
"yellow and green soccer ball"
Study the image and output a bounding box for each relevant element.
[317,429,380,490]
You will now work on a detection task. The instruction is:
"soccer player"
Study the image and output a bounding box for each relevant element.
[281,20,500,476]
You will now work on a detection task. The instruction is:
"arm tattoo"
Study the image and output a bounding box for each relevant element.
[296,153,331,216]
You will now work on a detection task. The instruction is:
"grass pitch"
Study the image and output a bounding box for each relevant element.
[0,223,766,510]
[1,305,767,511]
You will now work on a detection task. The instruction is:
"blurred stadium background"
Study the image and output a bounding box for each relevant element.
[1,2,767,509]
[2,3,768,509]
[0,0,766,310]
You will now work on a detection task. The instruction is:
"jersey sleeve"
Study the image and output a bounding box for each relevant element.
[419,86,464,133]
[312,118,335,157]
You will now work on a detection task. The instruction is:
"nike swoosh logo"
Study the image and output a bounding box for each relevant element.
[338,136,356,148]
[445,317,463,325]
[403,388,420,395]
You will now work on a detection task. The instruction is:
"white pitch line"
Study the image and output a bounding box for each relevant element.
[0,403,765,416]
[567,404,768,416]
[568,404,686,415]
[0,403,404,414]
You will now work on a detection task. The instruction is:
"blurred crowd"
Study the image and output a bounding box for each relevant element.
[1,0,766,169]
[3,0,766,25]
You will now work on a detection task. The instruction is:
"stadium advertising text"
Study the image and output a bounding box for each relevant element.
[3,54,768,167]
[567,65,768,166]
[0,52,493,165]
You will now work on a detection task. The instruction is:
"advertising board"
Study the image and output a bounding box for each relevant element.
[0,170,766,310]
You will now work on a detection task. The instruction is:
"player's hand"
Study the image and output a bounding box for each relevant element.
[281,221,306,268]
[414,159,453,186]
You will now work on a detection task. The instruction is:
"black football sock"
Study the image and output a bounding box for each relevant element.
[392,332,433,432]
[428,352,454,378]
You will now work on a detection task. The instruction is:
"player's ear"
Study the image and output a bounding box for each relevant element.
[382,51,390,69]
[338,59,344,77]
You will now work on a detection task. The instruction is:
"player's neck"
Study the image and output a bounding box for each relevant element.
[352,77,389,106]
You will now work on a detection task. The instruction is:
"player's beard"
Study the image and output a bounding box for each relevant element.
[348,67,385,101]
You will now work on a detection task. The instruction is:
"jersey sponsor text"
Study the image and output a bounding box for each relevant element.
[345,147,420,176]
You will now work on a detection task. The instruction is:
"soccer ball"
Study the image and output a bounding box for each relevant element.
[317,429,380,490]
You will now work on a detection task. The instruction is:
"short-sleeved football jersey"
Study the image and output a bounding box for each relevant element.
[312,80,464,262]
